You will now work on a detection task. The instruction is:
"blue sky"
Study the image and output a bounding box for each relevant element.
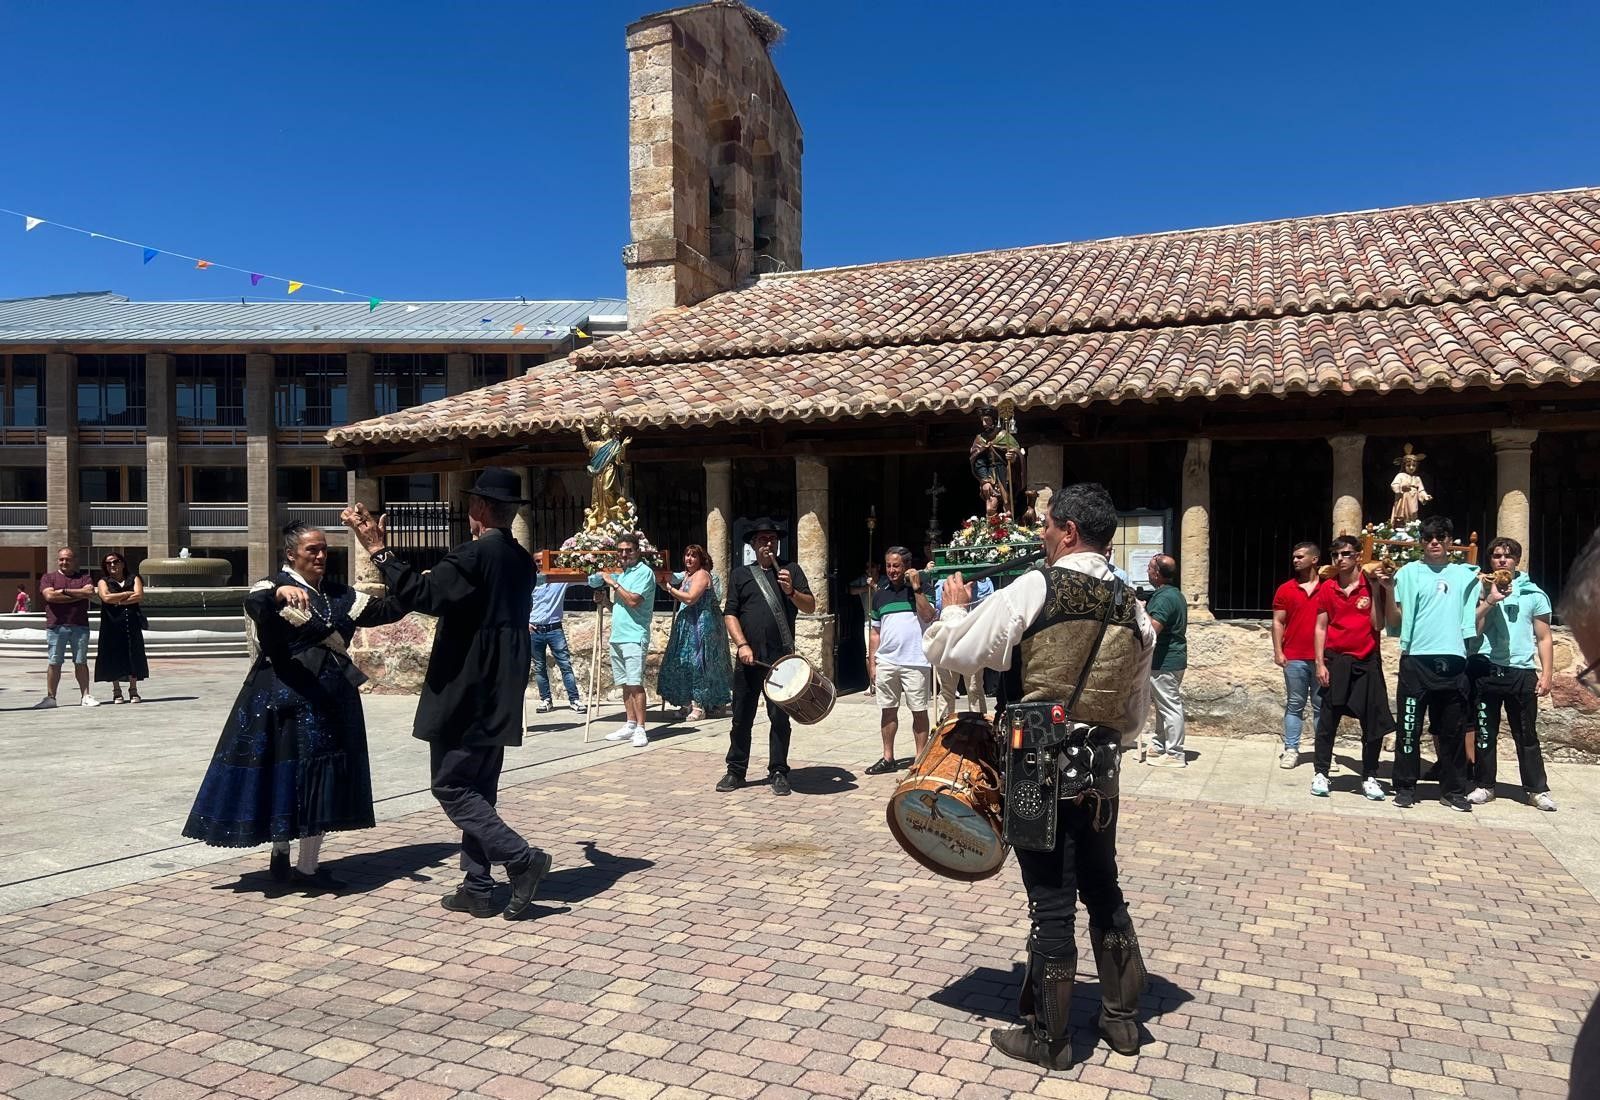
[3,1,1598,305]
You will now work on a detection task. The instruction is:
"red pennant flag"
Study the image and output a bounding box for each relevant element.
[195,260,211,270]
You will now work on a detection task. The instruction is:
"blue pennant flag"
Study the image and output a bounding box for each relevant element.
[142,248,157,264]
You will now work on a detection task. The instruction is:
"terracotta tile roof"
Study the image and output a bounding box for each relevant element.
[331,187,1600,448]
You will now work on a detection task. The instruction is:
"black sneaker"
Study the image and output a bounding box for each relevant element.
[1440,793,1472,812]
[715,771,745,793]
[503,850,553,919]
[269,848,291,883]
[1394,789,1416,809]
[439,888,499,918]
[864,757,897,775]
[771,773,792,797]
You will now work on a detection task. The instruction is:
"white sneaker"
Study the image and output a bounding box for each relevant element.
[630,728,649,748]
[1362,777,1387,801]
[1310,773,1330,797]
[1532,792,1557,812]
[32,696,57,709]
[605,723,636,742]
[569,700,587,713]
[81,695,100,707]
[1279,749,1298,769]
[1467,787,1494,805]
[534,699,555,713]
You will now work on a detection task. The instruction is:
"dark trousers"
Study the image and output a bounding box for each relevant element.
[1469,657,1549,794]
[1394,655,1469,797]
[727,662,792,779]
[1013,798,1128,958]
[429,742,533,896]
[1313,653,1392,779]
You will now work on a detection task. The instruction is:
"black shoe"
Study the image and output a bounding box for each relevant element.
[771,773,791,797]
[864,757,897,776]
[715,771,745,793]
[990,1022,1073,1071]
[1440,793,1472,812]
[439,888,499,918]
[269,848,291,883]
[503,850,553,919]
[290,868,345,892]
[1395,789,1416,809]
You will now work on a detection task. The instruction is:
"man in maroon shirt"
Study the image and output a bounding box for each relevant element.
[1271,541,1325,769]
[1311,535,1395,800]
[36,546,99,708]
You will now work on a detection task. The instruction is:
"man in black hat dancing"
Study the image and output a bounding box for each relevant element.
[719,517,815,796]
[343,468,550,919]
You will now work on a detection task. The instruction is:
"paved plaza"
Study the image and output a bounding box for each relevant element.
[2,658,1597,1099]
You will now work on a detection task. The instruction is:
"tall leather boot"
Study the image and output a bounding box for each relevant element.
[1089,919,1147,1056]
[990,948,1075,1071]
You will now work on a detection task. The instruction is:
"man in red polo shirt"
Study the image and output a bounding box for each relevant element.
[1311,534,1396,800]
[1272,541,1326,769]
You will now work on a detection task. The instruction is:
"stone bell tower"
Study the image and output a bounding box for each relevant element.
[623,2,803,325]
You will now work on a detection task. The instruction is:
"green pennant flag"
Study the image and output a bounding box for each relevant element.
[368,298,381,312]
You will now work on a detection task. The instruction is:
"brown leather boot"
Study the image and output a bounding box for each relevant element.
[1090,921,1147,1056]
[989,950,1075,1071]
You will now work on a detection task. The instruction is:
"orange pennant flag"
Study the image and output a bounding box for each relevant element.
[195,260,211,270]
[287,281,304,294]
[513,323,525,334]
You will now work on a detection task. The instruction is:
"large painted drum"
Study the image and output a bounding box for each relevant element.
[762,654,837,725]
[886,712,1008,881]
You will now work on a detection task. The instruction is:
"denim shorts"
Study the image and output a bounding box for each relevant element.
[609,641,645,686]
[46,625,90,666]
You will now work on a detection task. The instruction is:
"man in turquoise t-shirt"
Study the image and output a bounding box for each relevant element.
[1142,554,1189,767]
[1379,516,1479,811]
[594,533,657,748]
[1467,537,1556,810]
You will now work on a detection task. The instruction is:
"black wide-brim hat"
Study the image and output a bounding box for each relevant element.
[734,515,789,544]
[463,467,530,505]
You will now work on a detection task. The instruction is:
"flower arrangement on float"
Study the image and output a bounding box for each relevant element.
[1362,519,1471,566]
[936,512,1044,568]
[553,500,664,571]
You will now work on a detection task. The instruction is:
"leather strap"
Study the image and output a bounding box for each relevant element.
[748,564,794,655]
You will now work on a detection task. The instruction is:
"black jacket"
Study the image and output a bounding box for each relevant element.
[377,528,534,748]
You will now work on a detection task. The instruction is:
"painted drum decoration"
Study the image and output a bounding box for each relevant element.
[886,712,1009,881]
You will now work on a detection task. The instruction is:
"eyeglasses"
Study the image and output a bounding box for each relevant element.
[1423,536,1447,545]
[1579,659,1600,700]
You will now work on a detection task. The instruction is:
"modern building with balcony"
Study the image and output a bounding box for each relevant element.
[0,292,625,592]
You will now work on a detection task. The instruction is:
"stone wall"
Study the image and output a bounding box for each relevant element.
[1181,619,1600,761]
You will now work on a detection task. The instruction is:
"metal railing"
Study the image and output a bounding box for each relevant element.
[0,427,45,445]
[275,427,337,446]
[280,502,345,528]
[177,427,248,446]
[185,503,248,531]
[82,502,149,530]
[0,501,46,528]
[76,427,146,445]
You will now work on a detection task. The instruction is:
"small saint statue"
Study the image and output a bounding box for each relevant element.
[969,404,1021,515]
[1389,443,1431,527]
[580,414,633,531]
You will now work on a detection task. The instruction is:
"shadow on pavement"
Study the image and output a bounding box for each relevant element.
[211,841,458,898]
[785,765,859,796]
[536,839,654,905]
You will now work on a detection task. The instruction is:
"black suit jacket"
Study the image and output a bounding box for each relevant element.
[377,528,534,748]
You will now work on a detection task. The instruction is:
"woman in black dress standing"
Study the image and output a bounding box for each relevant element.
[182,522,407,889]
[94,552,149,703]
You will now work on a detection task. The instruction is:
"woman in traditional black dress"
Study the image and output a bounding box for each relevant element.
[182,522,406,889]
[94,552,149,703]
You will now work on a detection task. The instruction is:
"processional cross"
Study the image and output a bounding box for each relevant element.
[926,472,946,546]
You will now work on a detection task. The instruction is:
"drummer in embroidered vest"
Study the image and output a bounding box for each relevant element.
[182,522,408,890]
[719,517,815,797]
[924,482,1156,1071]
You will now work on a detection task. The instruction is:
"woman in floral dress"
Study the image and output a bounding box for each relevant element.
[658,544,733,720]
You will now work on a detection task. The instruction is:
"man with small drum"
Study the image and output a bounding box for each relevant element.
[925,483,1156,1070]
[719,517,815,797]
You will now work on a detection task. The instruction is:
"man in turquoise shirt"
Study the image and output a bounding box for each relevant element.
[1379,516,1479,811]
[1467,537,1556,810]
[593,533,657,748]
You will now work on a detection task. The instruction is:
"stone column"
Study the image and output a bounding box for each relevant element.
[512,469,534,554]
[1329,433,1365,537]
[144,353,178,558]
[1028,441,1063,519]
[794,455,835,678]
[443,354,475,500]
[44,353,77,554]
[344,352,375,514]
[245,353,276,579]
[1491,428,1537,555]
[704,458,732,598]
[351,473,383,594]
[1180,437,1213,619]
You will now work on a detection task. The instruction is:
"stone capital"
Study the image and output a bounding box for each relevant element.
[1328,432,1365,455]
[1490,427,1538,454]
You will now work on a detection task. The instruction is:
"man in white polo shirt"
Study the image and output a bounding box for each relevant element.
[866,545,934,775]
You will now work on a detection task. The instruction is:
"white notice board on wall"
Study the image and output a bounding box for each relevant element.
[1109,510,1171,583]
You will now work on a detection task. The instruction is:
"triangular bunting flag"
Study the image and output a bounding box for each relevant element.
[287,281,304,294]
[24,216,43,232]
[368,298,381,312]
[574,327,590,339]
[404,305,420,312]
[142,248,157,264]
[480,317,493,324]
[250,273,263,286]
[512,323,525,334]
[195,259,211,270]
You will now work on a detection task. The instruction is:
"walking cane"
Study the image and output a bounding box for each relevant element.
[583,591,607,743]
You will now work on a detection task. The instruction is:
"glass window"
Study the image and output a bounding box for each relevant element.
[0,466,47,499]
[75,355,146,426]
[1,355,46,427]
[318,466,346,502]
[373,354,447,415]
[380,474,441,503]
[471,353,510,388]
[174,354,245,427]
[188,466,248,502]
[273,354,348,428]
[276,467,314,501]
[79,467,122,503]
